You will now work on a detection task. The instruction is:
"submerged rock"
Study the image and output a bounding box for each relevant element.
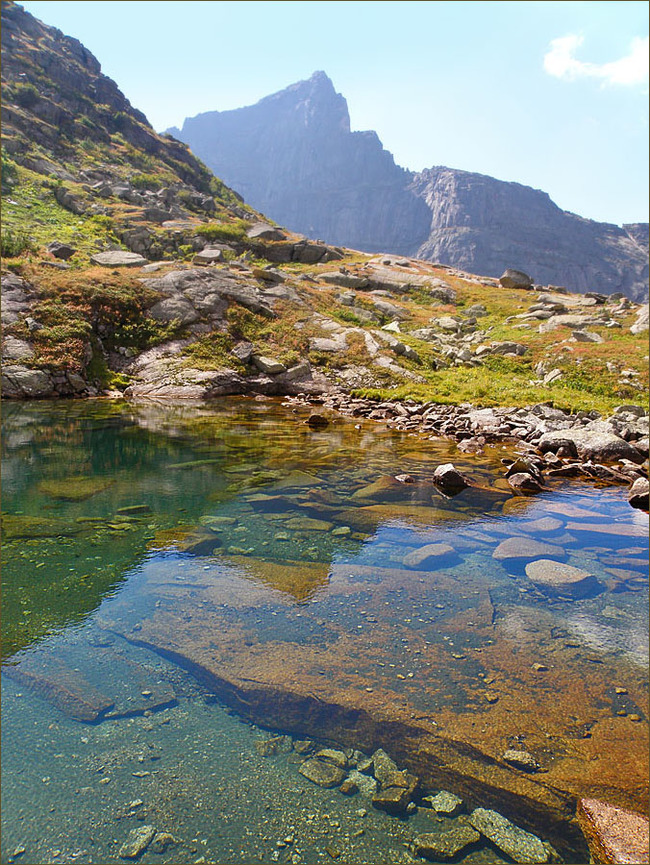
[577,798,650,865]
[402,543,455,569]
[118,825,156,859]
[299,757,346,788]
[492,537,564,561]
[422,790,464,816]
[469,808,550,863]
[525,559,601,599]
[412,826,480,860]
[502,749,540,772]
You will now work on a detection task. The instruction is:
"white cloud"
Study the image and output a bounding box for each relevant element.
[544,34,649,87]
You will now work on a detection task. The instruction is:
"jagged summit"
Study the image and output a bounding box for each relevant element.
[171,73,649,301]
[172,72,430,256]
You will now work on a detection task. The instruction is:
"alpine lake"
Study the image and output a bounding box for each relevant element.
[1,397,648,865]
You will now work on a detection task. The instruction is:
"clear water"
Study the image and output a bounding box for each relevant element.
[2,398,648,864]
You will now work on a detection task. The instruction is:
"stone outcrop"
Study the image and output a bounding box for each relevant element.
[170,72,649,301]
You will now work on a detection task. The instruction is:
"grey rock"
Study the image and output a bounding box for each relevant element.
[251,356,286,375]
[538,427,643,463]
[118,825,156,859]
[469,808,549,864]
[402,543,455,569]
[148,296,199,325]
[315,748,348,769]
[90,251,147,267]
[2,365,54,398]
[193,247,223,265]
[499,268,533,289]
[525,559,601,598]
[46,241,76,259]
[493,538,564,561]
[628,477,649,510]
[432,463,470,495]
[370,749,399,786]
[572,329,604,343]
[320,272,369,290]
[246,222,287,241]
[2,337,34,362]
[347,770,377,798]
[630,304,649,334]
[412,827,480,860]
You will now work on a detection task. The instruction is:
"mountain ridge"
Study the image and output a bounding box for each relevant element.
[170,71,649,302]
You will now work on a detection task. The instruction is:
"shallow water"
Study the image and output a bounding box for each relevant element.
[2,398,648,864]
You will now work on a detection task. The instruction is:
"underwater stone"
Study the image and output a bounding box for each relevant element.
[412,826,480,860]
[423,790,464,816]
[525,559,601,599]
[402,543,454,569]
[502,750,540,772]
[298,757,346,788]
[469,808,549,864]
[118,825,156,859]
[492,537,564,560]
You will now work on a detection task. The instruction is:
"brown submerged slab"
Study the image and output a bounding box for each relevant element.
[3,656,115,721]
[100,557,648,858]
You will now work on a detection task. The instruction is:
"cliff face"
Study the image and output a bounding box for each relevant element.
[170,72,432,256]
[171,73,648,301]
[410,168,649,300]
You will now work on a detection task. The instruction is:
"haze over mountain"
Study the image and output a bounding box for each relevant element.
[169,72,649,302]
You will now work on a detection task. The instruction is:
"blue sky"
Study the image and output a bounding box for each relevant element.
[20,1,649,226]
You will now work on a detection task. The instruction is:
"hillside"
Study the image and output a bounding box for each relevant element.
[170,72,649,303]
[1,2,648,426]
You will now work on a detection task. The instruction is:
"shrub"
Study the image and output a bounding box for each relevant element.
[194,220,248,243]
[13,82,39,108]
[1,229,34,257]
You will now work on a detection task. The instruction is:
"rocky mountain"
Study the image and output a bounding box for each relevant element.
[168,72,432,257]
[170,73,649,302]
[0,0,259,261]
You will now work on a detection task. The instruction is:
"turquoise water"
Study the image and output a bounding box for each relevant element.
[2,398,648,864]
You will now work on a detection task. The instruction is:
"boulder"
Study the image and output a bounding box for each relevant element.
[507,472,543,494]
[630,304,649,335]
[246,222,287,241]
[320,272,369,290]
[46,240,76,259]
[90,251,147,267]
[2,337,34,362]
[492,538,564,561]
[1,365,54,398]
[627,477,649,511]
[577,798,650,865]
[298,757,346,788]
[499,269,533,289]
[469,808,549,864]
[192,247,223,265]
[432,463,470,495]
[402,543,455,569]
[118,825,156,859]
[538,427,643,463]
[251,356,286,375]
[525,559,601,599]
